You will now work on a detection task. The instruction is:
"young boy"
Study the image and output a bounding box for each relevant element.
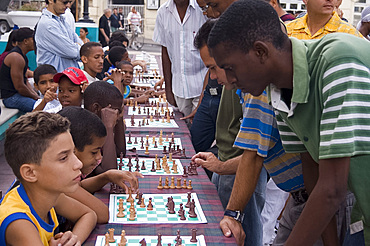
[33,64,62,113]
[80,42,105,84]
[83,81,126,174]
[59,106,142,223]
[0,112,97,245]
[54,67,89,108]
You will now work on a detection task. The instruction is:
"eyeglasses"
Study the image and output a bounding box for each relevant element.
[61,0,72,5]
[200,5,209,13]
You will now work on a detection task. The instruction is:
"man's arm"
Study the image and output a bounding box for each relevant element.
[161,46,177,107]
[55,194,97,243]
[285,156,349,246]
[114,116,126,156]
[220,150,264,245]
[99,28,110,44]
[7,54,39,99]
[191,152,241,175]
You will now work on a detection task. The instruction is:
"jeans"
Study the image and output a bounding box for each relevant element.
[190,89,221,153]
[343,229,365,246]
[212,166,268,245]
[3,93,36,112]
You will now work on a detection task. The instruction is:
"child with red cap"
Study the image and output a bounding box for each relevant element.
[54,67,89,108]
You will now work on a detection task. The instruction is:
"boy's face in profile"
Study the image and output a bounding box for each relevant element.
[33,132,83,193]
[82,46,104,74]
[58,77,83,108]
[34,73,58,95]
[120,64,134,86]
[75,135,105,175]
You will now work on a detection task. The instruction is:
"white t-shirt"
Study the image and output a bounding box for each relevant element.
[33,99,62,113]
[127,11,141,26]
[83,70,99,84]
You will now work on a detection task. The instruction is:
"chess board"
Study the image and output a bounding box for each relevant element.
[109,193,207,224]
[125,119,179,128]
[149,98,167,104]
[127,106,174,116]
[126,136,182,150]
[95,235,206,246]
[117,158,184,175]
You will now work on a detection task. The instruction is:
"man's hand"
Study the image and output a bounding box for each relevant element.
[105,36,109,44]
[191,152,223,173]
[105,68,125,85]
[49,231,81,246]
[220,216,245,246]
[154,78,164,90]
[101,105,119,129]
[180,109,197,123]
[106,169,143,193]
[43,86,58,103]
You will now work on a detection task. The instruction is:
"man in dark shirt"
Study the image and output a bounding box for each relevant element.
[0,27,39,112]
[110,8,121,33]
[99,9,112,47]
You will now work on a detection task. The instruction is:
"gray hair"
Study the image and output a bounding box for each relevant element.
[104,8,111,14]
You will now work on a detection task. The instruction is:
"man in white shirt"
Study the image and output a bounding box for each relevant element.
[153,0,207,117]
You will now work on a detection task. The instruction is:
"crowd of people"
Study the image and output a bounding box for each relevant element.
[0,0,370,245]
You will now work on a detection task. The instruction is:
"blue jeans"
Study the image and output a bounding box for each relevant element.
[190,89,221,153]
[343,229,365,246]
[3,93,36,112]
[212,167,268,245]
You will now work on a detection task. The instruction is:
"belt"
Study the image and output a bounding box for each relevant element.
[291,189,308,204]
[205,84,222,96]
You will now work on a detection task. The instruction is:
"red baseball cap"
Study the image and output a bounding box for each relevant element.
[53,67,88,85]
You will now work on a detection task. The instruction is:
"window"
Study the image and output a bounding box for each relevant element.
[290,3,297,9]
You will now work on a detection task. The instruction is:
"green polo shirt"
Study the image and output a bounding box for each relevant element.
[269,33,370,242]
[215,88,243,162]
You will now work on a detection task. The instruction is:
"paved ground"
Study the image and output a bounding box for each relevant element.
[127,38,161,55]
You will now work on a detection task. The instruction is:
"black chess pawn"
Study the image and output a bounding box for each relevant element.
[127,155,132,167]
[185,192,191,208]
[141,160,146,170]
[127,132,132,144]
[151,161,156,172]
[154,141,158,148]
[182,166,188,177]
[141,136,144,143]
[163,146,167,154]
[134,136,138,144]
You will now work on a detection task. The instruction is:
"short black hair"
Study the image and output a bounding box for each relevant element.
[34,64,57,85]
[109,40,125,50]
[208,0,287,53]
[80,27,89,33]
[80,42,102,57]
[83,81,123,110]
[110,31,129,45]
[116,60,133,69]
[194,19,218,50]
[58,106,107,151]
[108,46,128,66]
[14,27,34,43]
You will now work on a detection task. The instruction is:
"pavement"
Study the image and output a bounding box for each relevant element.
[127,37,161,55]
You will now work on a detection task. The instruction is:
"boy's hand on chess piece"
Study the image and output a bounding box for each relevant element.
[101,105,119,129]
[49,231,81,246]
[106,169,143,193]
[191,152,223,173]
[154,77,164,90]
[220,216,245,246]
[133,60,147,72]
[43,86,58,103]
[105,68,125,86]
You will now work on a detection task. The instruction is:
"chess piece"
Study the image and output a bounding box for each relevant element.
[176,178,182,189]
[147,197,153,210]
[188,199,197,218]
[182,166,188,177]
[156,158,161,170]
[157,177,163,189]
[141,160,146,170]
[164,177,170,189]
[169,153,173,162]
[127,156,132,167]
[161,116,165,123]
[119,230,127,246]
[157,233,162,246]
[127,189,134,203]
[192,164,198,175]
[170,176,176,189]
[185,192,191,208]
[145,145,149,155]
[154,141,158,148]
[165,134,169,141]
[134,136,138,144]
[141,141,145,149]
[139,238,146,246]
[127,132,132,144]
[182,179,187,189]
[108,228,115,242]
[129,209,135,220]
[137,192,143,205]
[141,136,144,143]
[179,203,186,220]
[190,229,198,243]
[135,161,140,172]
[163,146,167,154]
[104,232,110,246]
[168,197,175,214]
[173,162,178,174]
[138,121,141,127]
[150,115,153,122]
[171,133,175,143]
[151,161,156,172]
[175,238,182,246]
[117,198,125,218]
[187,180,193,190]
[140,197,146,208]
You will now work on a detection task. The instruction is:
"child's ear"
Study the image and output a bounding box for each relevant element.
[19,164,38,183]
[92,102,102,115]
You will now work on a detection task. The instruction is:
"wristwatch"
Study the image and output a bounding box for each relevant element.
[224,209,245,223]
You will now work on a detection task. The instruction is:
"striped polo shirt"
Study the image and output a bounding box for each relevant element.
[233,90,304,193]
